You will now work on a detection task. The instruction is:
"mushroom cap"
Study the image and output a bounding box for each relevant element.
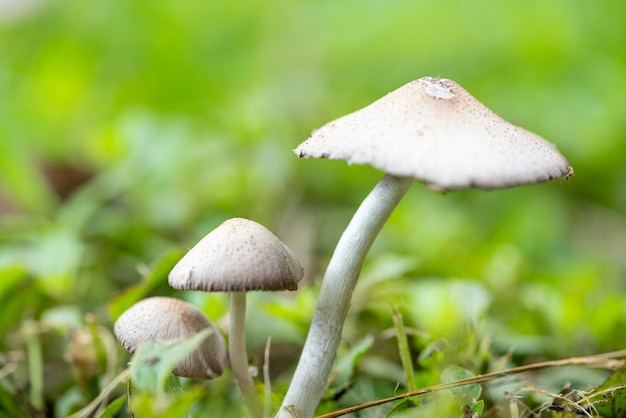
[168,218,304,292]
[295,77,573,190]
[114,297,227,380]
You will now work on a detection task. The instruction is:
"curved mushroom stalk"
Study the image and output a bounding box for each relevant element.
[277,174,411,417]
[277,77,572,418]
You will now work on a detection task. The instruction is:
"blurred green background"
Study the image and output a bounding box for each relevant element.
[1,0,625,416]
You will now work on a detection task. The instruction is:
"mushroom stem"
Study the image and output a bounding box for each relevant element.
[230,292,263,418]
[277,174,413,418]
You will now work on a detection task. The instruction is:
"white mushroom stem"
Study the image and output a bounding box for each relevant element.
[277,174,413,418]
[230,292,263,418]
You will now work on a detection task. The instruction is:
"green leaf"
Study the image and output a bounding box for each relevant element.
[328,335,375,392]
[471,399,484,417]
[129,328,212,395]
[129,387,204,418]
[581,365,626,417]
[0,266,26,298]
[0,381,30,418]
[319,334,375,406]
[387,398,419,416]
[441,365,482,413]
[0,266,34,336]
[99,395,127,418]
[108,248,184,321]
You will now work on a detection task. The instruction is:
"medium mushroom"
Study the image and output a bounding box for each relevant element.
[168,217,304,418]
[114,296,227,380]
[278,77,573,418]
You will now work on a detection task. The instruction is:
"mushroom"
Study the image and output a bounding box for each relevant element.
[278,77,573,418]
[114,296,227,380]
[168,217,304,418]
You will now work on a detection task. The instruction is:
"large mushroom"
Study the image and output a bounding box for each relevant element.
[114,296,227,380]
[168,217,304,418]
[278,77,573,418]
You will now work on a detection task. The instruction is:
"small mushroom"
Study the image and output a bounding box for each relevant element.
[278,77,573,418]
[169,217,303,418]
[114,296,227,380]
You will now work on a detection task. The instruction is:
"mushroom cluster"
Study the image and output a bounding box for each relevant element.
[112,76,572,418]
[113,218,303,418]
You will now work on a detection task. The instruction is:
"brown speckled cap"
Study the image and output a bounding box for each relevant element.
[295,77,573,190]
[168,218,304,292]
[113,297,227,380]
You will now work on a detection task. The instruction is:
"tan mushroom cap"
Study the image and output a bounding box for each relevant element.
[295,77,573,190]
[114,297,227,380]
[168,218,304,292]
